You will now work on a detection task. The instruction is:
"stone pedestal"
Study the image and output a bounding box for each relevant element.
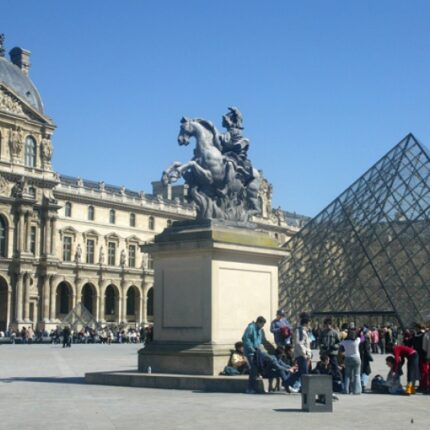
[138,220,287,376]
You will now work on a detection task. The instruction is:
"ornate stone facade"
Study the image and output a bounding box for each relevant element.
[0,39,308,332]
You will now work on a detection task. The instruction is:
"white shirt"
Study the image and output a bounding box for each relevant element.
[341,338,360,358]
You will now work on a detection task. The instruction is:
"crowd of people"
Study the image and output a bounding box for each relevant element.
[221,310,430,396]
[0,324,154,347]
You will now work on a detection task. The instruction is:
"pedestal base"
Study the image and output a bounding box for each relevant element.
[138,342,231,376]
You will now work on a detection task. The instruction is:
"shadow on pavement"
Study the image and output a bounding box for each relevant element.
[0,376,85,385]
[273,408,303,413]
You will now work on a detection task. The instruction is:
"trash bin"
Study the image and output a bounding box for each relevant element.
[301,374,333,412]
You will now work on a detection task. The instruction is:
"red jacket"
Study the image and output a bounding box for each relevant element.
[393,345,416,371]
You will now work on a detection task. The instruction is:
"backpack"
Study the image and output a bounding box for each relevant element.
[280,325,291,339]
[371,375,388,394]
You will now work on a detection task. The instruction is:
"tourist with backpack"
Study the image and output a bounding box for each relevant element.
[270,309,291,347]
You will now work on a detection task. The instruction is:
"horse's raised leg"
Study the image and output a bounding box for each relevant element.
[179,161,214,186]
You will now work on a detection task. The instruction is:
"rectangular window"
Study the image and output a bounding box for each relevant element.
[63,236,72,262]
[86,239,95,264]
[30,226,36,255]
[108,242,116,266]
[128,245,136,268]
[148,254,154,270]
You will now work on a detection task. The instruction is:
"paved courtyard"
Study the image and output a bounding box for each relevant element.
[0,344,428,430]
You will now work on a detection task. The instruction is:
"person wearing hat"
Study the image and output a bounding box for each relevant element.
[270,309,292,347]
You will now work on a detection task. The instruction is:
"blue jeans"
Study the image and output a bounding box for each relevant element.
[344,356,361,394]
[246,353,258,391]
[296,356,309,385]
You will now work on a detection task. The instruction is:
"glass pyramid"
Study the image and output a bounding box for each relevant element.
[60,303,98,332]
[279,134,430,328]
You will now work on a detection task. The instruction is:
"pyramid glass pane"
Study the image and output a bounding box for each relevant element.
[280,134,430,328]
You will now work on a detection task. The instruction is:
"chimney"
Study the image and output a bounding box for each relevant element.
[9,47,31,76]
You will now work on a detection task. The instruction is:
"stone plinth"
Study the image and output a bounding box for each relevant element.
[138,220,287,375]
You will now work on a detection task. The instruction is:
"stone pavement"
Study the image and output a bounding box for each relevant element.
[0,344,428,430]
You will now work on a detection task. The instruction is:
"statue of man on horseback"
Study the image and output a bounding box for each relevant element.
[163,107,261,222]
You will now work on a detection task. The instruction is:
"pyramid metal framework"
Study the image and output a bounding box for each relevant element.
[279,134,430,328]
[60,303,98,332]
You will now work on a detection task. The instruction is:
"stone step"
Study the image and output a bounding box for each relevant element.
[85,371,266,393]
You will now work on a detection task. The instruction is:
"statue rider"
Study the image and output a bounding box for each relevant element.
[218,107,254,185]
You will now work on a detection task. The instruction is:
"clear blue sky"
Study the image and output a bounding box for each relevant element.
[2,1,430,217]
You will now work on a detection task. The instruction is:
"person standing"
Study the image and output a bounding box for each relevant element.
[294,313,312,386]
[340,328,361,394]
[319,318,342,383]
[412,323,429,392]
[62,326,71,348]
[359,327,373,392]
[270,309,291,347]
[242,316,266,394]
[423,328,430,393]
[370,327,380,354]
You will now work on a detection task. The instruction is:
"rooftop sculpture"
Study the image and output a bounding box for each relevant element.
[163,107,261,222]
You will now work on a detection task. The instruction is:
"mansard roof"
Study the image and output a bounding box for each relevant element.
[0,56,43,113]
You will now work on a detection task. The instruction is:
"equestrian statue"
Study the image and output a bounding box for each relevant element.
[163,107,261,222]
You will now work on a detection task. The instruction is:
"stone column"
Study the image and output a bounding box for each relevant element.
[18,210,25,253]
[15,273,24,323]
[50,216,58,257]
[6,289,12,329]
[23,273,30,322]
[121,282,128,324]
[137,286,143,325]
[44,215,51,255]
[24,211,31,253]
[42,276,50,322]
[49,277,57,321]
[141,283,149,324]
[98,282,105,323]
[117,295,123,324]
[94,295,100,321]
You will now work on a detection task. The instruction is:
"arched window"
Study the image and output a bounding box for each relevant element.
[109,209,116,224]
[147,288,154,318]
[88,206,95,221]
[0,216,7,257]
[105,285,116,316]
[130,213,136,227]
[65,202,72,217]
[126,287,136,316]
[148,216,155,230]
[25,136,37,167]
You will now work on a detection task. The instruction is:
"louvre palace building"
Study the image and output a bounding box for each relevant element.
[0,38,307,332]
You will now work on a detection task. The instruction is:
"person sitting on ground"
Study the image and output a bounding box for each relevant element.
[312,353,343,393]
[283,344,295,367]
[388,344,419,394]
[221,341,249,376]
[371,359,406,395]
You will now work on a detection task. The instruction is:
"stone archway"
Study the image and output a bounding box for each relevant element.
[56,281,73,319]
[125,285,141,323]
[0,276,9,331]
[81,283,97,316]
[104,284,120,323]
[147,287,154,321]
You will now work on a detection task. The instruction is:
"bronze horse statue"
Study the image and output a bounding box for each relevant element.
[163,116,261,221]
